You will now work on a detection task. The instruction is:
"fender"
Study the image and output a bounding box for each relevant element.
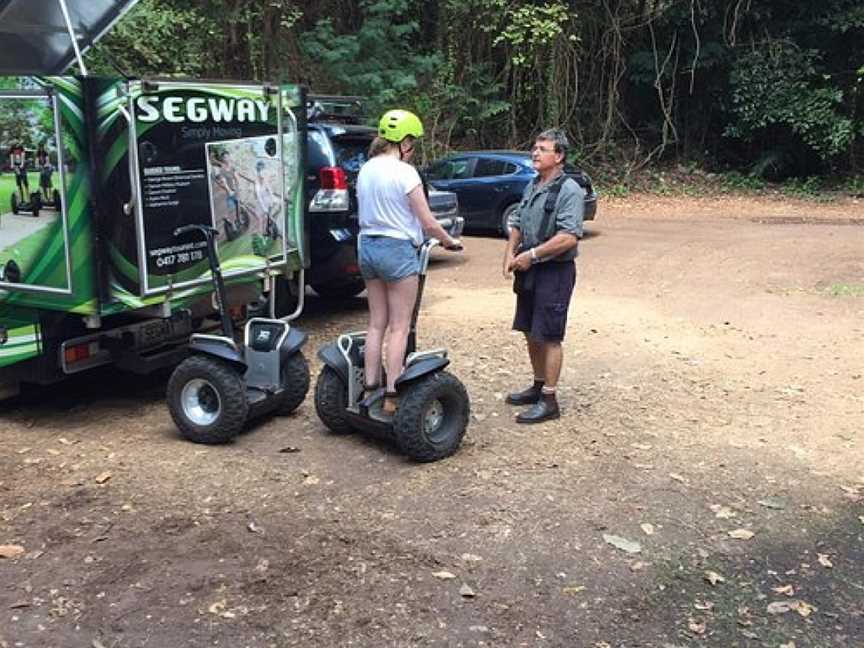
[188,338,246,370]
[395,356,450,389]
[317,341,348,383]
[279,327,308,361]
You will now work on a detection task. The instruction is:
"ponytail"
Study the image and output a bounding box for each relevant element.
[368,136,393,158]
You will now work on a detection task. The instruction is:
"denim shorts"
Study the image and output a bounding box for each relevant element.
[358,235,420,282]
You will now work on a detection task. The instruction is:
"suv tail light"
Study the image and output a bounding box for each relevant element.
[310,166,350,212]
[319,166,348,190]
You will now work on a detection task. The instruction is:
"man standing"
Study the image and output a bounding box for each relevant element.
[9,142,29,197]
[502,129,585,424]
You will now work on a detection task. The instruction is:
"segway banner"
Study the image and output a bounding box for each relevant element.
[0,88,71,295]
[129,83,287,292]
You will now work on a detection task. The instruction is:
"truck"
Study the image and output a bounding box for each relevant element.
[0,0,309,400]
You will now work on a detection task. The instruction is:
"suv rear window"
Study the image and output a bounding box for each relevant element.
[332,137,372,174]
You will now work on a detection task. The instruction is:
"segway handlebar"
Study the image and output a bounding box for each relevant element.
[172,224,233,338]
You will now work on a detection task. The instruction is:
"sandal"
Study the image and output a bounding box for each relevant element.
[382,391,399,414]
[363,383,380,400]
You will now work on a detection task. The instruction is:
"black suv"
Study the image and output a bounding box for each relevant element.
[301,97,463,299]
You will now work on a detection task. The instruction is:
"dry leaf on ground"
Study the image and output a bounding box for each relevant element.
[432,571,457,580]
[0,544,25,559]
[603,534,641,554]
[704,571,725,585]
[727,529,755,540]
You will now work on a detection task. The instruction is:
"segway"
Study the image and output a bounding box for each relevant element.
[35,162,61,211]
[166,224,311,444]
[315,238,470,462]
[10,189,41,217]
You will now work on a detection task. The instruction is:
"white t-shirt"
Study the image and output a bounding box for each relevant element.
[357,155,423,245]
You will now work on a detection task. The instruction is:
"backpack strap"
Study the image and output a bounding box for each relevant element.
[534,174,568,245]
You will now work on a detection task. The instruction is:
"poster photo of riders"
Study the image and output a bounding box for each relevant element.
[205,136,283,258]
[0,92,66,288]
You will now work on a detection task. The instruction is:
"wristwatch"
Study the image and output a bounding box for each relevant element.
[530,247,540,264]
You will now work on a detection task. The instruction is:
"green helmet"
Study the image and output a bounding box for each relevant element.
[378,109,424,142]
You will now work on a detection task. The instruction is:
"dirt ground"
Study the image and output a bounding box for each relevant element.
[1,194,863,648]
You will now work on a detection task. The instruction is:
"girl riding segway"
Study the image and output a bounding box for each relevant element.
[355,109,462,415]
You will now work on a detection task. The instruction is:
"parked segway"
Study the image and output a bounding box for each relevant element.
[166,224,310,444]
[315,238,469,462]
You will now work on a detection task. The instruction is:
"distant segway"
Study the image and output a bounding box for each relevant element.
[37,163,62,211]
[315,238,470,462]
[10,189,41,217]
[166,224,310,444]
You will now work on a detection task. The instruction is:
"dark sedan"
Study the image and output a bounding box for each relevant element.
[424,151,597,236]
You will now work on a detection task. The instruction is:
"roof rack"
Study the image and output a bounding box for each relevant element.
[307,94,366,125]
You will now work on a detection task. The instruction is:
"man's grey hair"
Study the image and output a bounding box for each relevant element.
[536,128,570,158]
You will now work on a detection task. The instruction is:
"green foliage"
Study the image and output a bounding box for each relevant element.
[300,0,438,114]
[780,176,826,199]
[491,1,574,68]
[86,0,211,76]
[725,43,855,161]
[720,172,767,192]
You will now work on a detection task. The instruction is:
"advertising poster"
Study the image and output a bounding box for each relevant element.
[115,81,292,295]
[0,90,69,294]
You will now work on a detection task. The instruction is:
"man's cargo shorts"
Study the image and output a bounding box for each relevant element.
[512,260,576,342]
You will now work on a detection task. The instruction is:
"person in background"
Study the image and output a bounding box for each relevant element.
[9,142,29,197]
[502,128,585,424]
[356,109,461,415]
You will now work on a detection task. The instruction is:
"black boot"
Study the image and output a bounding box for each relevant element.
[516,391,560,424]
[505,380,544,406]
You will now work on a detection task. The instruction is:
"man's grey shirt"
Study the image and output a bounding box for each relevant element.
[508,174,585,260]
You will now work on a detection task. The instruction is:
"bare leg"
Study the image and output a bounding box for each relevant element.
[363,279,388,389]
[526,335,546,382]
[384,274,419,393]
[542,341,563,389]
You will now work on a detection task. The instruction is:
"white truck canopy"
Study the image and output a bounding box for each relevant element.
[0,0,140,75]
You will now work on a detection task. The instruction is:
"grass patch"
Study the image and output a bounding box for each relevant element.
[825,283,864,297]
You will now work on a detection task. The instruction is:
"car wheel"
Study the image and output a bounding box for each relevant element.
[500,202,519,238]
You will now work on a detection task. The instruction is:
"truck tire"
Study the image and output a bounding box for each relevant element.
[167,355,248,444]
[314,366,354,435]
[275,352,310,415]
[393,371,469,462]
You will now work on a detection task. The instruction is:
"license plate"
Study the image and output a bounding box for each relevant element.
[141,319,171,345]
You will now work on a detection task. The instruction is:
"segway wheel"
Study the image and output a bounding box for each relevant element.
[11,193,18,215]
[275,351,310,415]
[393,371,470,462]
[224,219,238,241]
[53,190,61,210]
[167,355,249,444]
[31,193,41,217]
[314,366,354,435]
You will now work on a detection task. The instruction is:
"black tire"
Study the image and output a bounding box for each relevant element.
[275,351,310,415]
[312,279,366,299]
[393,371,469,462]
[167,355,249,444]
[224,219,239,241]
[314,366,354,435]
[500,202,519,238]
[11,193,18,215]
[53,190,61,210]
[31,193,41,217]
